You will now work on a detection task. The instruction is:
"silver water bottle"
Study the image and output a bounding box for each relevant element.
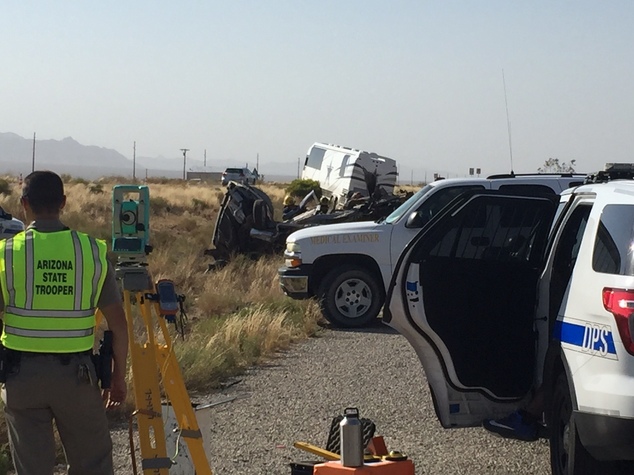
[340,407,363,467]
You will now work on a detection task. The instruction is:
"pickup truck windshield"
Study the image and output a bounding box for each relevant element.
[384,185,433,224]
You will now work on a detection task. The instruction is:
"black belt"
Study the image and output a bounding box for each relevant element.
[11,349,92,365]
[14,350,92,357]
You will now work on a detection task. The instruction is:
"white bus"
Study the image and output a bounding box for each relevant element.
[302,143,398,208]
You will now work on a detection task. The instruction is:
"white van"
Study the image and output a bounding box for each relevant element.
[302,143,398,208]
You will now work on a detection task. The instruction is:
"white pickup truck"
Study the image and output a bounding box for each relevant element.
[278,173,585,327]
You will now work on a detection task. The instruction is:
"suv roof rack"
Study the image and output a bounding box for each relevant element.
[584,163,634,184]
[486,172,584,179]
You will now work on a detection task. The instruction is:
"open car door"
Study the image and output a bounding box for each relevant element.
[384,190,558,428]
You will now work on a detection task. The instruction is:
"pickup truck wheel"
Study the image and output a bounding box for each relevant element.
[318,267,383,328]
[549,372,603,475]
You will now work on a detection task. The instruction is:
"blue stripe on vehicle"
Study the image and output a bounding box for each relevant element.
[553,319,617,356]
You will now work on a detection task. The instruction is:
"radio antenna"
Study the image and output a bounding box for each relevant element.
[502,69,514,175]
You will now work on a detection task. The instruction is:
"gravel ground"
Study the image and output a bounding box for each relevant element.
[109,323,552,475]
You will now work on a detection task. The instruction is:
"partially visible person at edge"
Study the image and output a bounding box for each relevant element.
[0,171,129,474]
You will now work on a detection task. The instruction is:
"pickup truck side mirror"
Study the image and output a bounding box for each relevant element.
[406,211,428,228]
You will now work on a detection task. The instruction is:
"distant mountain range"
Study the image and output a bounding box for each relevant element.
[0,132,296,181]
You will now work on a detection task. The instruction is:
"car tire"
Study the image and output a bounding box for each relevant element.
[252,199,268,230]
[317,266,384,328]
[549,372,603,475]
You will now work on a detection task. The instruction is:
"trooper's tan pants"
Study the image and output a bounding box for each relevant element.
[1,353,114,475]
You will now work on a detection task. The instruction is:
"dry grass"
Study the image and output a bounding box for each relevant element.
[176,300,322,391]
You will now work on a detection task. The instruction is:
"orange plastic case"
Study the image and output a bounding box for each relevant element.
[313,460,415,474]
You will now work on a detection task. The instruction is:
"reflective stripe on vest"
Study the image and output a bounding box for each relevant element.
[0,229,108,353]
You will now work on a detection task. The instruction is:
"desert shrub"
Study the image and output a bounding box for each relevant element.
[176,216,199,232]
[0,179,11,197]
[150,196,171,214]
[89,183,104,194]
[285,178,321,198]
[71,177,89,185]
[192,198,210,211]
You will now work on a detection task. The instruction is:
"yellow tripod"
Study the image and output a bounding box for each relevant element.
[113,265,212,475]
[104,184,212,474]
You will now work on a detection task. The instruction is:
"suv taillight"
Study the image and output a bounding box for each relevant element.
[602,288,634,355]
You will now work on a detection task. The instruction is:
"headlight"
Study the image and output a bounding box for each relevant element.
[286,241,301,253]
[284,241,302,267]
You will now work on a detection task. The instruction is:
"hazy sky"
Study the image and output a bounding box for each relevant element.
[3,1,633,180]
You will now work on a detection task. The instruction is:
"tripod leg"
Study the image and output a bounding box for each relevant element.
[125,291,171,474]
[156,342,213,475]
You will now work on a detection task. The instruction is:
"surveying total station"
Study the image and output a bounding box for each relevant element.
[109,185,212,474]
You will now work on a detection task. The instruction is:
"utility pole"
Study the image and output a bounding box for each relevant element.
[256,153,259,172]
[204,149,207,168]
[180,148,189,180]
[133,141,136,181]
[31,132,36,172]
[297,157,300,179]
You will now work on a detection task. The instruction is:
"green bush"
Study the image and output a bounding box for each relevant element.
[285,179,321,199]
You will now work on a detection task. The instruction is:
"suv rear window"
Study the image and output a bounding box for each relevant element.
[225,168,243,173]
[593,204,634,275]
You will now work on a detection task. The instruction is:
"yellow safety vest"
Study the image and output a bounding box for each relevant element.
[0,229,108,353]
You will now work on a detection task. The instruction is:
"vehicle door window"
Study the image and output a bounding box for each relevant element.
[411,185,485,227]
[593,204,634,275]
[549,204,591,322]
[425,195,553,265]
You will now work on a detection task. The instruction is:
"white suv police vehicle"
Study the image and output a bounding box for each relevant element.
[279,173,585,328]
[384,165,634,474]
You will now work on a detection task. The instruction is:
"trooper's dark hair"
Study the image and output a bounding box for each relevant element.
[22,171,65,214]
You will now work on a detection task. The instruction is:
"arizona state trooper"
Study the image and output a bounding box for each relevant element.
[0,171,129,475]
